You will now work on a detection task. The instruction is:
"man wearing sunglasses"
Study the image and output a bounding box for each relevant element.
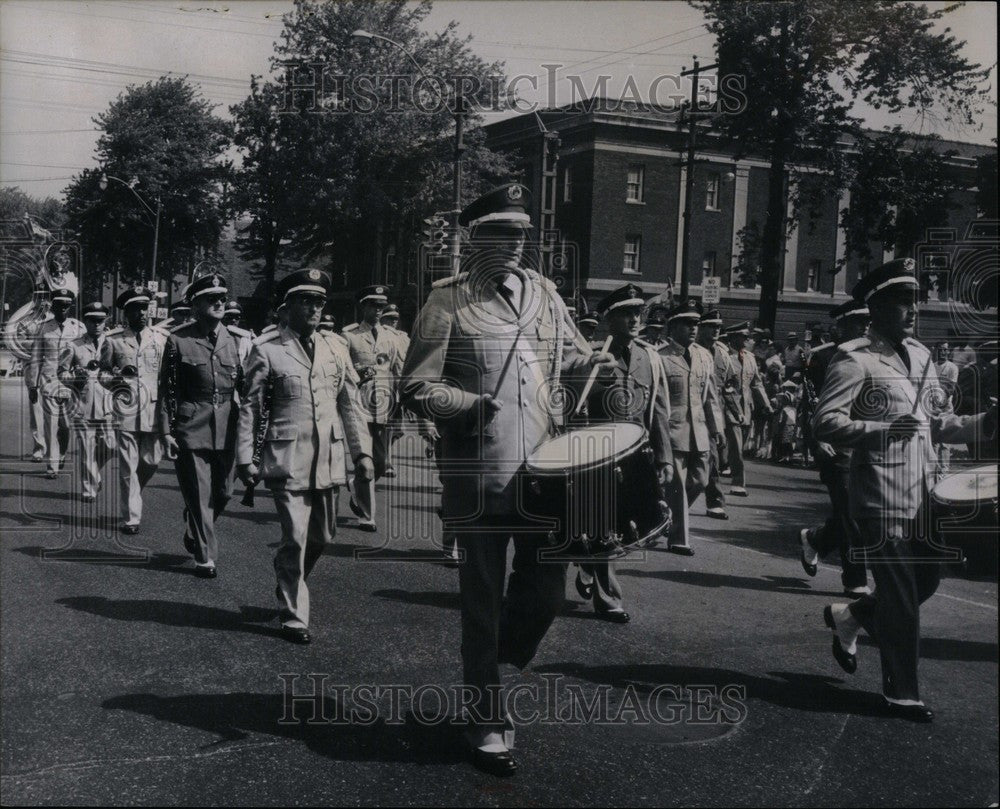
[156,275,244,578]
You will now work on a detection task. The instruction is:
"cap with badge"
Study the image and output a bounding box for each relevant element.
[357,285,389,305]
[645,307,667,326]
[185,274,228,303]
[852,257,918,302]
[830,299,869,321]
[275,268,331,303]
[224,300,243,316]
[380,303,400,320]
[116,287,151,310]
[318,314,337,332]
[576,311,600,327]
[725,321,752,336]
[597,283,647,315]
[82,301,109,319]
[170,302,191,315]
[699,308,723,326]
[51,288,75,305]
[666,300,701,322]
[458,183,532,230]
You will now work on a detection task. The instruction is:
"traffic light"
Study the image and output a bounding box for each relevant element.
[421,215,449,255]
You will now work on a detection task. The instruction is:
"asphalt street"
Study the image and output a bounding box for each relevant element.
[1,378,997,807]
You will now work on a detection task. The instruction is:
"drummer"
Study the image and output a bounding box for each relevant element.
[577,284,673,622]
[812,258,998,722]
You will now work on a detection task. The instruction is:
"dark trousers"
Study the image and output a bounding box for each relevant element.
[812,458,868,590]
[175,446,234,565]
[456,523,567,726]
[705,435,726,510]
[848,515,942,702]
[578,562,623,611]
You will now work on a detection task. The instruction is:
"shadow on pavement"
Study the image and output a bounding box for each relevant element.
[858,635,999,663]
[619,568,844,597]
[55,596,285,639]
[14,545,191,571]
[102,693,466,765]
[536,661,888,719]
[372,588,460,610]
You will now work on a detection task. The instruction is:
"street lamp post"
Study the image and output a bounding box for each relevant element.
[99,173,162,285]
[352,29,465,276]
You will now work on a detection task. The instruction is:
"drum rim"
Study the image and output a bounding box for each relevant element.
[524,422,647,473]
[930,463,998,506]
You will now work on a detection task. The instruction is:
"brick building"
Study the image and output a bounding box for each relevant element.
[484,100,996,340]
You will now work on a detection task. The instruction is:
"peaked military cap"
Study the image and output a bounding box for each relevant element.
[852,257,918,302]
[725,321,751,336]
[318,314,337,332]
[277,268,331,302]
[699,308,723,326]
[830,299,870,321]
[597,283,647,315]
[667,300,701,322]
[380,303,400,320]
[170,301,191,314]
[116,287,150,309]
[458,183,532,229]
[577,311,600,327]
[185,274,228,302]
[357,284,389,305]
[51,288,76,304]
[224,300,243,316]
[82,301,109,319]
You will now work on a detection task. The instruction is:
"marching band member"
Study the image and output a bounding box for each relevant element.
[23,284,52,462]
[237,269,373,644]
[101,287,169,534]
[797,299,870,594]
[399,183,614,777]
[342,285,402,531]
[58,302,115,501]
[156,275,244,578]
[576,310,599,342]
[697,308,738,519]
[31,287,85,479]
[577,283,673,622]
[223,300,255,365]
[723,322,772,496]
[658,300,720,554]
[812,258,997,722]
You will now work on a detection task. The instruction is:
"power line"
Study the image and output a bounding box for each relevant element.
[1,161,90,170]
[0,129,97,135]
[0,176,75,183]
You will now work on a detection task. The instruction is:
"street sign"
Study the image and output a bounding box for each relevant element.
[146,280,158,292]
[703,276,720,304]
[155,307,168,319]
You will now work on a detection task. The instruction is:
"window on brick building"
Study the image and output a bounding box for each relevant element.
[627,165,644,202]
[624,235,641,274]
[807,259,821,291]
[702,251,717,278]
[563,166,573,202]
[705,172,721,210]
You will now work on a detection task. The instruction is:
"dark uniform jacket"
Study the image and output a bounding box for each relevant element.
[156,322,243,451]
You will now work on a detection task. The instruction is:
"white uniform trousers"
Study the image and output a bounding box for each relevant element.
[74,419,116,498]
[117,430,163,527]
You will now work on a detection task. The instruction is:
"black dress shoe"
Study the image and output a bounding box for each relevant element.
[706,508,729,520]
[575,572,593,600]
[823,605,857,674]
[281,626,311,645]
[357,521,377,533]
[122,524,140,536]
[383,466,396,478]
[597,609,630,624]
[668,545,695,556]
[194,565,217,579]
[880,699,933,723]
[471,747,517,778]
[45,470,57,480]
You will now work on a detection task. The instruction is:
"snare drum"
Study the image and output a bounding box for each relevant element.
[522,423,670,560]
[930,464,998,576]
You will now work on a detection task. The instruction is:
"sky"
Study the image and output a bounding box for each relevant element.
[0,0,996,203]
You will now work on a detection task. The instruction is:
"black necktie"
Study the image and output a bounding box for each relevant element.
[497,280,518,315]
[896,343,911,374]
[683,347,692,367]
[617,344,631,369]
[301,336,314,361]
[136,330,142,348]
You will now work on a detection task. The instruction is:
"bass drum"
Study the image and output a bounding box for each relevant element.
[930,464,998,577]
[522,422,670,561]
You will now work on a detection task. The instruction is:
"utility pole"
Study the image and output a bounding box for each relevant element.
[450,95,465,276]
[678,58,718,303]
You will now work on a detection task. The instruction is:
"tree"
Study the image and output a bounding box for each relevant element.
[694,0,991,329]
[228,0,513,299]
[63,77,230,292]
[0,187,65,229]
[976,144,998,219]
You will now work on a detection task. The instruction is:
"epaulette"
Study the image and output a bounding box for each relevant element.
[253,329,281,347]
[838,337,870,352]
[431,272,468,289]
[227,324,252,339]
[170,321,196,334]
[341,322,360,332]
[104,326,124,337]
[714,341,732,355]
[634,337,653,349]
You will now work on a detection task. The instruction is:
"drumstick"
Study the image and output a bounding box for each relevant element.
[573,336,613,416]
[490,326,524,401]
